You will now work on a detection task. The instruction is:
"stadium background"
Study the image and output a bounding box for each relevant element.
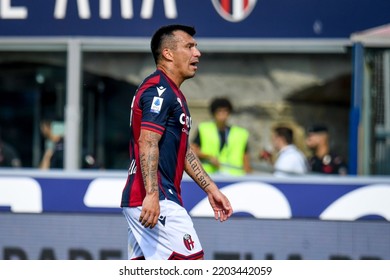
[1,0,390,259]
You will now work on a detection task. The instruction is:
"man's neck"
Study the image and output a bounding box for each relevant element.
[316,145,329,158]
[157,65,183,88]
[217,124,226,130]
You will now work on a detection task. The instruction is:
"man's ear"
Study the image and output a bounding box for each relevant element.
[161,48,173,61]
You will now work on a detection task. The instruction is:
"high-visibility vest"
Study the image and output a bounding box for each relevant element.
[198,122,249,176]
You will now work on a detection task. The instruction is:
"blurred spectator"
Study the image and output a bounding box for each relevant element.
[271,125,309,176]
[0,128,22,168]
[191,97,252,175]
[39,118,64,169]
[39,118,101,170]
[305,124,348,175]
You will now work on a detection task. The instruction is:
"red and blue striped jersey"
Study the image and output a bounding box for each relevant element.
[121,69,192,207]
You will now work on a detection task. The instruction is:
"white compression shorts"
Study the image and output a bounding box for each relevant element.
[122,199,204,260]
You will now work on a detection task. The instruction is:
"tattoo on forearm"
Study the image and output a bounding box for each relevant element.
[139,132,160,193]
[186,150,211,190]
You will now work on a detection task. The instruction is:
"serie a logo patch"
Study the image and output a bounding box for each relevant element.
[151,97,163,113]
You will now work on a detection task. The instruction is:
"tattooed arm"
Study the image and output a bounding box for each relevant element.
[138,129,161,229]
[185,147,233,222]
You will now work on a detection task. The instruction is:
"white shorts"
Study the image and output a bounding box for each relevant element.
[122,200,204,260]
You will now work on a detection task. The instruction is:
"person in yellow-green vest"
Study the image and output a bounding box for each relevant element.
[191,97,252,175]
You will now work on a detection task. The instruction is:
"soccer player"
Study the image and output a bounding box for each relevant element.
[121,24,233,260]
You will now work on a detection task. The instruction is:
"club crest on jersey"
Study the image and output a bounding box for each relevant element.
[183,234,195,251]
[151,97,163,113]
[211,0,257,22]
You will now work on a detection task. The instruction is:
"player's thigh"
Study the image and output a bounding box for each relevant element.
[162,200,204,259]
[123,208,145,260]
[122,202,203,259]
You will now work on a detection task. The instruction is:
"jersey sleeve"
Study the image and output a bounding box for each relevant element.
[139,87,171,135]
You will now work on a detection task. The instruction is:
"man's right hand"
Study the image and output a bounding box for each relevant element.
[139,192,160,229]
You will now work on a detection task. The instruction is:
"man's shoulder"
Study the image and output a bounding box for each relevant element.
[140,70,160,84]
[283,145,305,158]
[231,125,249,134]
[137,73,177,101]
[199,121,216,129]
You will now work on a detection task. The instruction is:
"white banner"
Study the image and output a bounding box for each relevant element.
[0,260,389,280]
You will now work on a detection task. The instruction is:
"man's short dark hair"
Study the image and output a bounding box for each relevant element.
[150,24,196,64]
[307,124,328,134]
[274,126,293,145]
[210,97,233,115]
